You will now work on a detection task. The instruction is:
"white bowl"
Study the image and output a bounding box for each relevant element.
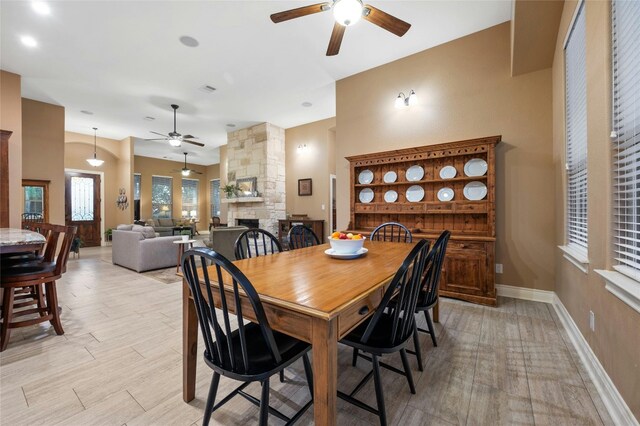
[328,236,366,254]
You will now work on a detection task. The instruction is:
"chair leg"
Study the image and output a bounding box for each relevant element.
[279,370,285,383]
[36,284,46,313]
[399,349,416,394]
[1,287,15,352]
[302,353,314,399]
[412,324,424,372]
[424,309,437,347]
[259,378,270,426]
[202,372,220,426]
[45,282,64,335]
[352,348,359,367]
[371,355,387,426]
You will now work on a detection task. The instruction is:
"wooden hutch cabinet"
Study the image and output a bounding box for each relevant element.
[278,219,325,248]
[346,136,500,306]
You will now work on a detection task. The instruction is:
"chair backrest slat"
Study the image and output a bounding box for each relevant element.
[234,228,283,260]
[370,222,412,243]
[360,239,429,346]
[420,231,451,308]
[287,225,320,250]
[182,248,283,375]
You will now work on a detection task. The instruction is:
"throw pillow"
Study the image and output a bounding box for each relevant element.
[146,218,157,227]
[116,224,134,231]
[141,226,156,239]
[131,224,146,238]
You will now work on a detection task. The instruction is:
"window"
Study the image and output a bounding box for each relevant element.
[564,2,588,255]
[611,0,640,280]
[22,179,49,222]
[210,179,220,218]
[133,174,141,201]
[152,175,172,218]
[70,176,95,220]
[182,178,198,218]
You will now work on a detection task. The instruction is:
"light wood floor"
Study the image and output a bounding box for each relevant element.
[0,245,613,425]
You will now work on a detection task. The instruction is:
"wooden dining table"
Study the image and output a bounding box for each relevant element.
[0,228,46,255]
[182,240,420,425]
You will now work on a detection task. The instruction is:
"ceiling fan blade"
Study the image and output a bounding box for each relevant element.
[144,138,169,141]
[150,131,169,137]
[270,2,330,23]
[183,139,205,147]
[363,5,411,37]
[190,170,203,175]
[326,22,346,56]
[182,134,196,140]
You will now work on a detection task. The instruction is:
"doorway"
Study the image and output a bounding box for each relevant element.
[65,171,102,247]
[329,174,337,233]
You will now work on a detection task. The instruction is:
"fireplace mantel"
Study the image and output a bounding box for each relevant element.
[221,197,264,204]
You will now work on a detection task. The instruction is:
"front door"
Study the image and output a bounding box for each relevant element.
[65,172,101,247]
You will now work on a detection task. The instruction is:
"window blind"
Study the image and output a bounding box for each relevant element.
[133,174,141,201]
[565,2,588,253]
[151,175,172,218]
[182,178,199,217]
[210,179,220,217]
[612,0,640,279]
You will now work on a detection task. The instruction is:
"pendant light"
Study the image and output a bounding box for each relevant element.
[86,127,104,167]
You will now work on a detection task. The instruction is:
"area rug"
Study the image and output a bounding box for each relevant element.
[141,267,182,284]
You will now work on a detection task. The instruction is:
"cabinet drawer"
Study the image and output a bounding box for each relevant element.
[454,202,488,213]
[355,204,376,213]
[426,203,453,212]
[338,289,383,338]
[448,241,486,251]
[401,204,425,213]
[376,204,400,213]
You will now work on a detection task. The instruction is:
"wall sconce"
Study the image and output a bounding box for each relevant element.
[116,188,129,210]
[297,144,308,152]
[395,90,418,108]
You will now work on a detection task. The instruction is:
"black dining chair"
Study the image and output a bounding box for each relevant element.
[339,239,430,426]
[181,248,314,426]
[234,228,283,260]
[287,225,320,250]
[407,230,450,371]
[370,222,412,243]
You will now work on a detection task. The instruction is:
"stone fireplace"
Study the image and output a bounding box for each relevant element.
[224,123,286,236]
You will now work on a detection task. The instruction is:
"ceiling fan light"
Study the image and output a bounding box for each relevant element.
[333,0,363,26]
[182,169,190,176]
[169,138,182,147]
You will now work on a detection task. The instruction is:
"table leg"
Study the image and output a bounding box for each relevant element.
[183,280,198,402]
[311,316,338,425]
[433,299,439,323]
[176,244,183,273]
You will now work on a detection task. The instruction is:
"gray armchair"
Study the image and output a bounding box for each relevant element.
[204,226,248,260]
[112,230,182,272]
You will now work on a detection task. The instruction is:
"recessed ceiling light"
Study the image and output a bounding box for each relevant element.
[201,85,217,93]
[179,36,199,47]
[21,35,38,48]
[31,1,51,15]
[80,110,94,115]
[226,124,236,128]
[144,116,155,121]
[302,101,313,107]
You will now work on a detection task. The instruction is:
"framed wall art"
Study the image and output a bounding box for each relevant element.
[298,178,312,196]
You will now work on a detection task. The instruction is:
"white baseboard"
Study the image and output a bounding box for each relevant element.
[552,294,638,426]
[495,284,555,303]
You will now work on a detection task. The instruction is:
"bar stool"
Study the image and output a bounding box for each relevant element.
[0,224,76,351]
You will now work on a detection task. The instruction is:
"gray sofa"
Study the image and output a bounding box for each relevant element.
[204,226,248,260]
[112,229,183,272]
[144,218,195,237]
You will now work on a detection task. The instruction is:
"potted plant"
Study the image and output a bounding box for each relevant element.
[104,228,113,242]
[223,184,238,198]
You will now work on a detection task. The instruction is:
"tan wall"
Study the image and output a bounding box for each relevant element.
[22,98,65,225]
[116,138,134,225]
[0,70,23,227]
[205,163,221,225]
[218,145,228,222]
[552,0,640,418]
[285,117,336,237]
[134,155,209,231]
[336,22,555,291]
[65,132,127,232]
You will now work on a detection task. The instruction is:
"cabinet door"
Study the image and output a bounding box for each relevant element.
[441,248,488,296]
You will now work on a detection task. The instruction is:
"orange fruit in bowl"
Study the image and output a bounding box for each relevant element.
[352,234,362,240]
[331,231,341,239]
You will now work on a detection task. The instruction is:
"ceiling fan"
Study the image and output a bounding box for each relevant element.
[172,152,203,177]
[270,0,411,56]
[146,104,205,147]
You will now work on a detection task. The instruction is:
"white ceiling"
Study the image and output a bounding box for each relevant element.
[1,0,511,166]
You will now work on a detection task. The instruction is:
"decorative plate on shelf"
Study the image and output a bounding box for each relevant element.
[359,188,375,203]
[324,247,368,259]
[439,166,457,179]
[384,190,398,203]
[405,165,424,182]
[463,181,488,200]
[463,158,488,177]
[437,187,455,202]
[358,169,374,184]
[383,171,397,183]
[406,185,425,202]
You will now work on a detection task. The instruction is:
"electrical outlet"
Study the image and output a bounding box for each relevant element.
[495,263,503,274]
[589,311,595,332]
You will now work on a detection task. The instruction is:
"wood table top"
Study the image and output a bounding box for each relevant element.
[204,241,416,320]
